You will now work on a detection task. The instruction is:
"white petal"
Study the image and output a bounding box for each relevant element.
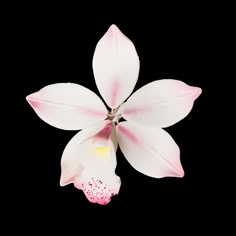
[92,24,140,108]
[121,79,202,128]
[116,122,184,178]
[26,83,107,130]
[60,120,120,204]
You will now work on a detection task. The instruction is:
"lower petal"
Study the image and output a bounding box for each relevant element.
[116,122,184,178]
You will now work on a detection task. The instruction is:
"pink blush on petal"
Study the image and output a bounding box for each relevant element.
[26,97,40,109]
[190,87,202,100]
[175,81,202,100]
[107,24,114,39]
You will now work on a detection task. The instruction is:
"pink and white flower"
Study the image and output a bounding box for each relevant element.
[26,24,202,205]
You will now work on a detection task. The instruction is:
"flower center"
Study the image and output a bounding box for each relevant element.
[107,107,122,124]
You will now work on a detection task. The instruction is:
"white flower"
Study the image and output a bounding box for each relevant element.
[26,24,202,205]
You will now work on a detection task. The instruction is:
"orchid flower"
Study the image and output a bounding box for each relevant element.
[26,24,202,205]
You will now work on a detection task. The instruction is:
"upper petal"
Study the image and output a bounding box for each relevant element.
[116,121,184,178]
[60,120,120,205]
[26,83,107,130]
[92,24,140,108]
[121,79,202,128]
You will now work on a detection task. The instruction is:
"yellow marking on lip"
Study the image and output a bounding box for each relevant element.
[92,146,111,160]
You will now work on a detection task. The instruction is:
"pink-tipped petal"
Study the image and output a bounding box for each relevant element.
[121,79,202,128]
[116,122,184,178]
[26,83,107,130]
[92,24,140,108]
[60,120,120,204]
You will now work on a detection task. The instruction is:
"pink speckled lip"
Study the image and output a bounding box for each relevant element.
[74,176,120,205]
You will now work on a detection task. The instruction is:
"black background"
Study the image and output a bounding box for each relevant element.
[8,3,212,228]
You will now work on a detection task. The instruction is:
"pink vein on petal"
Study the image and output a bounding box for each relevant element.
[110,79,120,108]
[117,124,140,144]
[122,106,151,115]
[79,107,107,117]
